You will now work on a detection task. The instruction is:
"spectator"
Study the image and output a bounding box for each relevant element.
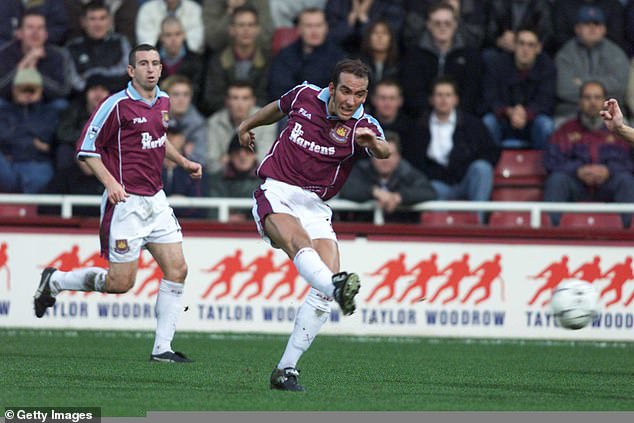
[206,82,277,172]
[369,79,415,152]
[400,2,483,117]
[405,77,500,223]
[358,19,399,90]
[0,0,69,46]
[324,0,404,55]
[158,16,204,104]
[203,0,273,54]
[268,8,345,101]
[64,0,138,45]
[483,0,553,55]
[66,1,130,92]
[208,135,261,221]
[49,74,108,196]
[482,27,556,149]
[553,0,625,53]
[162,75,208,167]
[0,11,72,108]
[269,0,327,28]
[201,5,270,116]
[402,0,486,50]
[544,81,634,228]
[0,69,59,194]
[136,0,204,54]
[554,5,629,123]
[339,131,436,223]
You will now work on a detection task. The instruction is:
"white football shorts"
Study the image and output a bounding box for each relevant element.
[252,178,337,247]
[99,189,182,263]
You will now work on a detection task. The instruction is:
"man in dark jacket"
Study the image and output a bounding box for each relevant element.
[0,68,59,193]
[49,74,108,197]
[339,130,436,223]
[482,27,556,149]
[65,2,130,93]
[0,0,69,45]
[268,8,345,101]
[484,0,553,53]
[202,5,269,115]
[0,11,72,108]
[405,77,500,222]
[544,81,634,227]
[400,2,483,117]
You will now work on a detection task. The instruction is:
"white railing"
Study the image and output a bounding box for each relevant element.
[1,194,634,228]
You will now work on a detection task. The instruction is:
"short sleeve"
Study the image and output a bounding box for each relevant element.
[278,84,309,115]
[76,96,120,160]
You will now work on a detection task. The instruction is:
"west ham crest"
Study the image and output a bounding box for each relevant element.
[329,123,350,144]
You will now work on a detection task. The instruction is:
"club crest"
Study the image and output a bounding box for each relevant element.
[329,124,350,144]
[114,239,129,254]
[162,110,169,128]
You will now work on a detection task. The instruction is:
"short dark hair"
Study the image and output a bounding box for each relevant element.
[427,2,457,20]
[431,76,459,96]
[19,10,46,28]
[231,4,259,24]
[373,78,402,95]
[129,44,159,67]
[82,1,109,16]
[226,81,255,96]
[383,130,401,153]
[580,80,606,98]
[331,58,372,88]
[296,7,325,26]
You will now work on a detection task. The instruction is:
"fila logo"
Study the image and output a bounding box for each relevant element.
[133,117,148,124]
[298,107,312,119]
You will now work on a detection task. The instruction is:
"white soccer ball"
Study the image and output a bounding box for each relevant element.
[550,279,599,330]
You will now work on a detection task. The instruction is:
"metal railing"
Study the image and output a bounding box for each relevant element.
[2,193,634,228]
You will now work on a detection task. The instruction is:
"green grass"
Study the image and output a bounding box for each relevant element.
[0,329,633,416]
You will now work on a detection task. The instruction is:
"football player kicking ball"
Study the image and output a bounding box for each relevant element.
[238,59,390,391]
[33,44,202,363]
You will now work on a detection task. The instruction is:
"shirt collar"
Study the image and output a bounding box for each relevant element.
[126,81,166,106]
[317,87,364,120]
[430,109,457,125]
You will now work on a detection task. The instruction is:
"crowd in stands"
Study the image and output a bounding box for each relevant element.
[2,0,634,227]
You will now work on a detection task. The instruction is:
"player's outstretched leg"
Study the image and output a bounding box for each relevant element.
[34,267,57,318]
[270,367,305,391]
[332,272,360,315]
[34,267,109,318]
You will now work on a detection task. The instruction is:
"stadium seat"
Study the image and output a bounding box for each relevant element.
[421,211,480,227]
[558,213,624,229]
[492,187,543,202]
[271,27,299,56]
[494,149,546,186]
[488,211,550,228]
[0,204,37,217]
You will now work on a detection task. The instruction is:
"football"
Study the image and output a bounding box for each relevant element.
[550,279,599,330]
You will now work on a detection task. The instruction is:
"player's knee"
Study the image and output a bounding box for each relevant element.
[106,274,135,293]
[165,261,188,283]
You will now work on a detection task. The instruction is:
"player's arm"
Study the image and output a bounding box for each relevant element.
[165,138,202,179]
[82,156,129,204]
[237,100,285,151]
[355,127,390,159]
[601,98,634,143]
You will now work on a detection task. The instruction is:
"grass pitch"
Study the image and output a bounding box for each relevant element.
[0,329,633,416]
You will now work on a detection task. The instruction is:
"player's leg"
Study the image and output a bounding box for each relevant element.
[271,238,339,392]
[145,241,191,363]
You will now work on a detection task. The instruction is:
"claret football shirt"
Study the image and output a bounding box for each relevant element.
[257,83,385,201]
[76,81,170,196]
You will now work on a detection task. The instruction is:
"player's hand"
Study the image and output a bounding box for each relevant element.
[184,159,203,179]
[105,181,129,204]
[600,99,625,133]
[238,124,256,152]
[355,127,377,148]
